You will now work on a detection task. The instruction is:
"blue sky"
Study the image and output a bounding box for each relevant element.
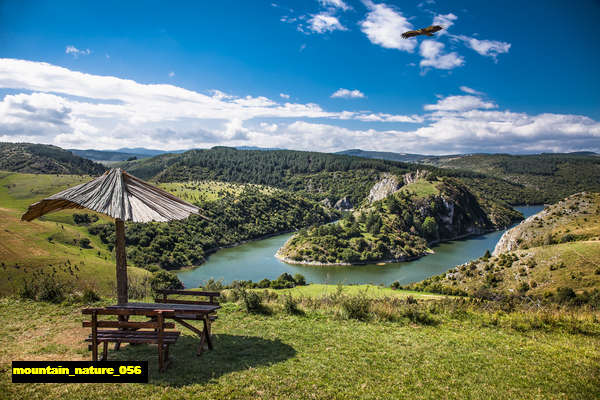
[0,0,599,154]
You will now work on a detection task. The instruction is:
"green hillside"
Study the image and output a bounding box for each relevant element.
[0,171,338,283]
[278,178,521,265]
[423,153,600,203]
[0,172,150,297]
[410,193,600,301]
[0,142,106,175]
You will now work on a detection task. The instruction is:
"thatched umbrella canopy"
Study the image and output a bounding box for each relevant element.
[22,168,206,304]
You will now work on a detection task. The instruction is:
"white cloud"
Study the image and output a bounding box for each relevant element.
[0,59,598,154]
[331,88,365,99]
[319,0,350,11]
[259,122,279,132]
[353,113,424,123]
[459,86,484,95]
[65,46,91,58]
[168,71,175,78]
[453,35,511,60]
[307,13,346,33]
[424,95,496,111]
[432,13,457,34]
[270,108,600,154]
[419,40,464,70]
[280,93,290,99]
[360,1,417,53]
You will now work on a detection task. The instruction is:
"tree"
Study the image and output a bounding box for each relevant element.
[150,270,183,292]
[422,216,438,239]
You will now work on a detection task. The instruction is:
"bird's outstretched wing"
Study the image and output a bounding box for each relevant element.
[401,30,421,39]
[423,25,443,34]
[402,25,444,39]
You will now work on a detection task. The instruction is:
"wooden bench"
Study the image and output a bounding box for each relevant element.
[82,308,180,372]
[155,289,220,338]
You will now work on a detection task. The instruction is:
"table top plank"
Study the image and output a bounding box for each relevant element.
[107,302,220,313]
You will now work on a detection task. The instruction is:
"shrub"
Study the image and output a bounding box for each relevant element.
[282,294,302,315]
[203,278,224,291]
[18,278,37,300]
[82,287,101,303]
[73,213,98,225]
[400,305,437,325]
[391,281,400,290]
[37,275,68,303]
[555,287,576,303]
[150,270,184,293]
[79,237,92,248]
[240,289,266,314]
[293,274,306,286]
[258,278,271,288]
[518,282,530,293]
[482,250,491,260]
[340,293,371,321]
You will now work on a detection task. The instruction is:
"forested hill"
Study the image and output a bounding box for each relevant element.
[420,153,600,204]
[0,142,106,175]
[117,147,429,206]
[116,146,569,206]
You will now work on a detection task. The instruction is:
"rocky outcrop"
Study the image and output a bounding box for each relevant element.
[403,169,429,185]
[334,196,353,210]
[493,192,599,255]
[367,174,402,203]
[320,198,333,208]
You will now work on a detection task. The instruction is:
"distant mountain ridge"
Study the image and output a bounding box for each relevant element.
[0,142,106,175]
[70,146,283,162]
[336,149,433,163]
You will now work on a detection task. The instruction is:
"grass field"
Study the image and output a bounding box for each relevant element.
[398,179,440,198]
[259,284,446,299]
[0,172,151,296]
[1,295,599,399]
[157,181,277,205]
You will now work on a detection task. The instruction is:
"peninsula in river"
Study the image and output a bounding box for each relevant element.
[276,173,522,266]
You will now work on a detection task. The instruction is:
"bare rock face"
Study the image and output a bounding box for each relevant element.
[320,198,332,208]
[403,169,430,185]
[367,174,402,203]
[334,196,353,211]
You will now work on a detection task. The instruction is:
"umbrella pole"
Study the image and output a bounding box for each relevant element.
[115,218,128,305]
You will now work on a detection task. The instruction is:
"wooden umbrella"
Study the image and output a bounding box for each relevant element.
[21,168,206,304]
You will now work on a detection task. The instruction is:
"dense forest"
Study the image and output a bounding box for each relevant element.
[422,153,600,203]
[87,186,338,270]
[117,147,423,205]
[117,146,555,206]
[278,178,521,265]
[0,142,106,175]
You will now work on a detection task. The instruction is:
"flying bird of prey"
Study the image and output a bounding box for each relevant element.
[401,25,443,39]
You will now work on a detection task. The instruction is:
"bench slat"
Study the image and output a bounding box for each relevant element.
[156,299,216,306]
[156,289,220,297]
[82,321,175,329]
[82,308,174,316]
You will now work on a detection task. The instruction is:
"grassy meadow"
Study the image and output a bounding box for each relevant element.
[0,171,151,297]
[1,288,600,400]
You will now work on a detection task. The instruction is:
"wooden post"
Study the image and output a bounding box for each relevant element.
[115,218,128,305]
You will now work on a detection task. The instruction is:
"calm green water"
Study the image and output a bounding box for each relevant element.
[177,206,544,287]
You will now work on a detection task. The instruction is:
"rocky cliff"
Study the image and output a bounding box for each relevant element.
[367,173,402,203]
[493,192,600,255]
[277,177,520,265]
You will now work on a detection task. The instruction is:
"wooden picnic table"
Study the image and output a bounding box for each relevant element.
[106,302,221,354]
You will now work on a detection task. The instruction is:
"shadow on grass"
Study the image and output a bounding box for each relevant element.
[108,334,296,386]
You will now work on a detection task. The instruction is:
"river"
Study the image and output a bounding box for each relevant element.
[177,205,544,287]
